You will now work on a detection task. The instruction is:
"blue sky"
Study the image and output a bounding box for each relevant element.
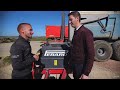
[0,11,69,36]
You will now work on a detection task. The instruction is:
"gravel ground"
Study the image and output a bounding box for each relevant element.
[89,60,120,79]
[0,41,120,79]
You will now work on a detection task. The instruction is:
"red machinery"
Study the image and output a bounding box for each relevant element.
[41,68,67,79]
[32,41,69,79]
[46,25,68,40]
[32,11,70,79]
[32,63,67,79]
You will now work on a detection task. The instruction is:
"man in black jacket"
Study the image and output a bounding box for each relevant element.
[68,11,95,79]
[10,23,39,79]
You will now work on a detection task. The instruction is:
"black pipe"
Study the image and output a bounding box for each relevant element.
[60,11,65,41]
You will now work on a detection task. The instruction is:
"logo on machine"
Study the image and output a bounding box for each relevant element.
[44,50,68,56]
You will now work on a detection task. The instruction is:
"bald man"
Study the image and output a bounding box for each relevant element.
[10,23,39,79]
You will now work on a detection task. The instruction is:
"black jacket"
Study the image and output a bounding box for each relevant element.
[10,35,35,78]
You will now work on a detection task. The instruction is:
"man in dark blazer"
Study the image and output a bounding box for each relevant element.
[68,11,95,79]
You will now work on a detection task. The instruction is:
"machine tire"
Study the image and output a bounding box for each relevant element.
[112,40,120,61]
[94,40,113,62]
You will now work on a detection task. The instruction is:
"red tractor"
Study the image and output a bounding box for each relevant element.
[32,11,71,79]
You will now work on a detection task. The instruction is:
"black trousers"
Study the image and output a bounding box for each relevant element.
[71,63,83,79]
[12,73,33,79]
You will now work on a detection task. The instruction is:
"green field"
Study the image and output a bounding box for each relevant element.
[0,36,46,43]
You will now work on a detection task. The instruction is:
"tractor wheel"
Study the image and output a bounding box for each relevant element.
[112,40,120,61]
[94,40,113,62]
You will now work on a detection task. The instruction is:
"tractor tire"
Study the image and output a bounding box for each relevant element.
[94,40,113,62]
[112,40,120,61]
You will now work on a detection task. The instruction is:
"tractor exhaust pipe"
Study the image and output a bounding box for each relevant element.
[60,11,65,41]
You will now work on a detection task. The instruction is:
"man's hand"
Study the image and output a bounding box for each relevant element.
[80,74,89,79]
[36,50,41,56]
[33,55,39,61]
[33,50,41,61]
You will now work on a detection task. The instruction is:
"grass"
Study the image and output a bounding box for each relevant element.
[2,56,11,65]
[0,36,47,43]
[31,36,46,41]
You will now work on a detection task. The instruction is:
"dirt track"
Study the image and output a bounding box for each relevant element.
[0,41,120,79]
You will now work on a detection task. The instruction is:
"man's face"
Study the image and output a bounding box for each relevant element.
[23,25,34,39]
[69,15,79,28]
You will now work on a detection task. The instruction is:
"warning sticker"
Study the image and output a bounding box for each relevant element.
[54,60,58,66]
